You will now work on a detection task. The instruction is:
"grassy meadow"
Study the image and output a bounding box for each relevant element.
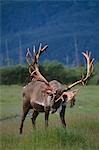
[0,85,99,150]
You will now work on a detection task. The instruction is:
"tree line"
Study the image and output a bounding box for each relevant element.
[0,61,99,85]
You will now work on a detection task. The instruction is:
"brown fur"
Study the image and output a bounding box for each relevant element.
[20,80,76,134]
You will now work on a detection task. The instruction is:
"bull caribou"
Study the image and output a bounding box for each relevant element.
[19,43,94,134]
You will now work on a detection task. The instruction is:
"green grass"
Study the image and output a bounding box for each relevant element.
[0,85,22,119]
[0,85,99,150]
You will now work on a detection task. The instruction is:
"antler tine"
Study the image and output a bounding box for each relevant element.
[90,58,94,74]
[26,49,31,66]
[26,50,32,74]
[27,48,34,63]
[33,45,36,54]
[89,58,94,75]
[82,51,90,76]
[89,51,91,60]
[26,48,35,74]
[35,43,42,63]
[36,43,48,64]
[33,45,37,63]
[41,44,48,51]
[39,43,42,51]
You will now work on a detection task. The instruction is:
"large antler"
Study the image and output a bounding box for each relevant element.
[66,51,94,90]
[26,43,49,86]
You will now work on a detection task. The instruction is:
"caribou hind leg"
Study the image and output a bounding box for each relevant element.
[59,105,66,128]
[31,110,39,128]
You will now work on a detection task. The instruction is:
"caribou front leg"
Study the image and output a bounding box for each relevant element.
[59,105,66,128]
[44,106,50,128]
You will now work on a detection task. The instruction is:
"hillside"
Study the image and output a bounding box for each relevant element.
[1,0,99,66]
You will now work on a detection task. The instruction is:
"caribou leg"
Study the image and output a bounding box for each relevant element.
[59,105,66,128]
[19,104,30,134]
[31,110,39,128]
[45,107,50,128]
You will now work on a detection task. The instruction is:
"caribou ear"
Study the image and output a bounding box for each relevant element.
[46,90,53,95]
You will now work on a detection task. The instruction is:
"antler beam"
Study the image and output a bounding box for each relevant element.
[26,43,49,85]
[66,51,94,90]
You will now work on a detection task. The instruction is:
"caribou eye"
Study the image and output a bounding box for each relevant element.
[50,94,53,97]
